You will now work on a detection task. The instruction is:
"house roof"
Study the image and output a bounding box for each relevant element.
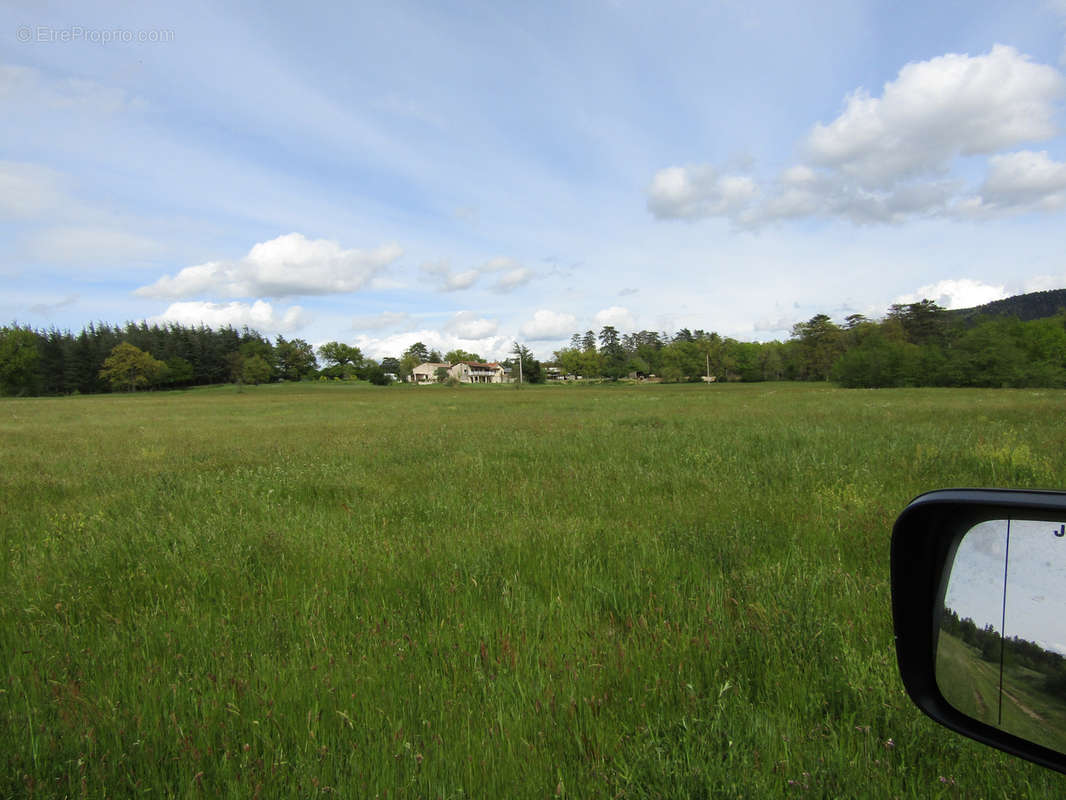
[458,361,501,369]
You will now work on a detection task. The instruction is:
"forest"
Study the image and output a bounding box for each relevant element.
[2,290,1066,396]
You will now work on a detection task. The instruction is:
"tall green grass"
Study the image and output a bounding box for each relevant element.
[2,382,1066,797]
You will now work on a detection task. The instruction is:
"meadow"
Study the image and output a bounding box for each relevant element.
[936,631,1066,755]
[3,381,1066,798]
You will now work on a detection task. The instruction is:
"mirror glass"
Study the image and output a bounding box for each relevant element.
[937,519,1066,754]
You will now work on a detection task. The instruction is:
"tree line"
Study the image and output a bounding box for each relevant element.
[941,608,1066,701]
[0,322,357,396]
[551,300,1066,388]
[3,298,1066,395]
[0,321,539,395]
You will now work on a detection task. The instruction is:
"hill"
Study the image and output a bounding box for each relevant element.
[947,288,1066,324]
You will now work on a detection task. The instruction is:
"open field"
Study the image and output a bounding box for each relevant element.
[3,381,1066,798]
[936,631,1066,753]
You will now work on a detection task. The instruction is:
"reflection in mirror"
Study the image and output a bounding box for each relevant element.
[937,519,1066,755]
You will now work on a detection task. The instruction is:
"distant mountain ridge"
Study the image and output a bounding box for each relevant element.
[946,288,1066,323]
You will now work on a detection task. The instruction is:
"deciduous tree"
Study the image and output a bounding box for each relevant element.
[317,341,363,369]
[0,326,40,396]
[275,336,317,380]
[99,342,165,392]
[241,354,272,385]
[444,349,481,363]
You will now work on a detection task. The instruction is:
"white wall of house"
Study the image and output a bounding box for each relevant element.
[448,362,505,383]
[412,362,451,383]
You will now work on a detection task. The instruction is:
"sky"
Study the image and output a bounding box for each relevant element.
[945,519,1066,656]
[4,0,1066,361]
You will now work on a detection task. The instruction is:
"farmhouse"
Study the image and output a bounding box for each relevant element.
[411,362,451,383]
[409,360,509,384]
[448,361,506,384]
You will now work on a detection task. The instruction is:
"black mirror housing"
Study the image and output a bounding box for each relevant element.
[892,488,1066,774]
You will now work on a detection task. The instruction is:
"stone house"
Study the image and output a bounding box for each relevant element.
[411,362,452,383]
[448,361,506,384]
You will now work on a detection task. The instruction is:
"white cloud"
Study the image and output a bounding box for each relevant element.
[895,279,1008,310]
[350,311,414,331]
[445,270,480,291]
[422,260,480,292]
[492,267,533,292]
[27,226,161,264]
[353,329,511,362]
[976,150,1066,211]
[445,310,499,338]
[806,45,1063,186]
[421,256,534,292]
[594,305,636,330]
[481,257,520,272]
[760,165,826,220]
[520,309,578,340]
[151,300,309,332]
[136,233,402,298]
[647,165,758,221]
[649,46,1066,225]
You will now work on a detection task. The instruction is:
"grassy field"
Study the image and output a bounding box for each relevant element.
[3,381,1066,798]
[937,630,1066,755]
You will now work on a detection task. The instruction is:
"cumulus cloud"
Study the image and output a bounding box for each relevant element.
[151,300,309,332]
[353,330,511,362]
[421,256,534,292]
[136,233,402,298]
[805,45,1063,186]
[520,309,578,340]
[421,260,479,291]
[974,150,1066,211]
[481,258,533,292]
[594,306,636,330]
[350,311,415,331]
[445,310,499,338]
[481,257,519,272]
[492,267,533,292]
[895,279,1008,310]
[649,46,1066,225]
[647,165,759,221]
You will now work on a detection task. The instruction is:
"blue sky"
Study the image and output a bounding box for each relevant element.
[4,0,1066,360]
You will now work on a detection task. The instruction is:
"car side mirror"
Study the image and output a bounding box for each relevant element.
[892,489,1066,773]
